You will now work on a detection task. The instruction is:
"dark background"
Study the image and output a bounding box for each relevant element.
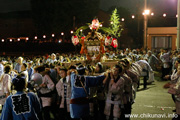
[0,0,178,56]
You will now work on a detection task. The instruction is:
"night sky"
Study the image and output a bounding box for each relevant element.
[99,0,177,16]
[0,0,31,13]
[0,0,177,16]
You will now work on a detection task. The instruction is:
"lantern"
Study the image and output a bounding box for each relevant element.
[105,36,112,46]
[81,36,85,40]
[111,38,118,48]
[72,35,79,45]
[89,19,100,30]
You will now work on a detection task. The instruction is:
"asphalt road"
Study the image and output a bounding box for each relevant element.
[131,72,175,120]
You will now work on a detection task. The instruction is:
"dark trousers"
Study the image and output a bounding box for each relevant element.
[162,67,171,79]
[120,102,132,120]
[97,100,105,120]
[43,106,51,120]
[51,93,59,120]
[172,94,176,103]
[37,111,43,120]
[58,108,71,120]
[57,99,72,120]
[143,76,147,89]
[137,76,148,89]
[72,117,89,120]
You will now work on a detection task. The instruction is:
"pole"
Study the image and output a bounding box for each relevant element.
[73,16,76,30]
[146,15,148,51]
[177,0,180,49]
[144,0,147,49]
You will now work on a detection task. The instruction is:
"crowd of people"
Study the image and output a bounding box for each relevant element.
[0,48,179,120]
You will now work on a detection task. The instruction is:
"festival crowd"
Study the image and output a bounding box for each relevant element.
[0,48,179,120]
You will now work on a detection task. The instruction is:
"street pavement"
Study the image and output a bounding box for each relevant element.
[131,72,175,120]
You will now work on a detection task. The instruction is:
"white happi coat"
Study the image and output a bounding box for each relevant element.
[136,60,154,81]
[39,74,55,107]
[130,62,142,77]
[169,69,180,114]
[56,76,71,112]
[160,52,171,68]
[0,74,11,105]
[104,76,125,118]
[122,73,133,104]
[126,67,139,91]
[171,69,179,85]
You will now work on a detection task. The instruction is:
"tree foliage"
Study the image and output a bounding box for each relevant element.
[109,8,123,38]
[100,8,123,38]
[107,6,131,27]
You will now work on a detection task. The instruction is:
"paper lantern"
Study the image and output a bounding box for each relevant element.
[72,35,79,45]
[105,36,112,46]
[81,36,85,40]
[111,38,118,48]
[89,19,100,30]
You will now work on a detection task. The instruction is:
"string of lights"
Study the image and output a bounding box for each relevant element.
[0,13,178,43]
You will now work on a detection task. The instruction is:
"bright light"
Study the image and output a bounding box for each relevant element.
[176,14,178,18]
[52,34,55,37]
[145,10,150,15]
[121,18,125,21]
[100,24,103,27]
[34,36,37,39]
[80,29,83,32]
[10,39,12,42]
[2,39,4,42]
[132,15,135,19]
[151,13,154,16]
[110,21,113,24]
[142,12,145,15]
[43,35,46,38]
[61,32,64,36]
[70,31,74,34]
[163,13,166,17]
[58,39,62,43]
[26,37,29,40]
[17,38,20,41]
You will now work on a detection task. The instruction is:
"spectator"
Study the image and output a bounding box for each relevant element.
[14,57,23,73]
[20,63,29,83]
[0,59,4,77]
[27,61,34,81]
[56,67,71,120]
[0,65,12,110]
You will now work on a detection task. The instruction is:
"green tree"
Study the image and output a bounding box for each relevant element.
[107,6,131,28]
[107,6,143,48]
[109,8,123,38]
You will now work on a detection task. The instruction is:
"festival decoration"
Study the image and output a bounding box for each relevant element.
[72,8,123,62]
[109,8,123,38]
[105,36,112,46]
[71,35,79,45]
[89,19,100,30]
[111,38,118,48]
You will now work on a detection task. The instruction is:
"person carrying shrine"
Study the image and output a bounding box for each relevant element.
[68,64,107,120]
[104,64,125,120]
[56,67,72,120]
